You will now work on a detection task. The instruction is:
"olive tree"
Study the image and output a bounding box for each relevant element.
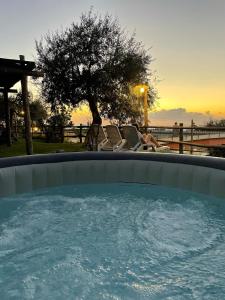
[36,11,155,124]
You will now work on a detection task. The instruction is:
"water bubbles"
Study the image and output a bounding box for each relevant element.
[1,183,225,299]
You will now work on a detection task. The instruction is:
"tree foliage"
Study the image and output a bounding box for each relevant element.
[36,10,155,124]
[14,92,48,127]
[29,100,47,123]
[0,95,17,122]
[44,103,73,143]
[207,119,225,127]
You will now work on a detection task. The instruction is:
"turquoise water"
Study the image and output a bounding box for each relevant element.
[1,183,225,299]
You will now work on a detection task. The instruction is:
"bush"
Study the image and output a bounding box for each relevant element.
[208,147,225,158]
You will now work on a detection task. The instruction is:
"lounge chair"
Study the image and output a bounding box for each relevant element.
[122,125,170,152]
[105,125,127,151]
[84,124,112,151]
[122,125,154,151]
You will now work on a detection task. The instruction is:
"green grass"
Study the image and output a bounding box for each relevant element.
[0,139,85,157]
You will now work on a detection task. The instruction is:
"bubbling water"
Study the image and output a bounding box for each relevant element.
[1,183,225,299]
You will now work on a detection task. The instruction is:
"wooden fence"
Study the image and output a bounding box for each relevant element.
[32,123,225,155]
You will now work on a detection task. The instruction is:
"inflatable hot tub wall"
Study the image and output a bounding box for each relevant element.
[0,152,225,198]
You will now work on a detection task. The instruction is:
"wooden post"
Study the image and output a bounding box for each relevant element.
[3,88,12,146]
[14,114,18,140]
[190,119,194,155]
[20,55,33,155]
[79,124,83,143]
[179,123,183,154]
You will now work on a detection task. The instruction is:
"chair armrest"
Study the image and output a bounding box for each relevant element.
[130,142,142,151]
[113,139,127,151]
[97,138,110,151]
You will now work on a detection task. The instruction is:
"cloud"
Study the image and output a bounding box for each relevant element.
[149,108,221,126]
[72,105,222,126]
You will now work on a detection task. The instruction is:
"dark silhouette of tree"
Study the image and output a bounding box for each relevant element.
[36,10,155,124]
[207,119,225,127]
[45,104,73,143]
[0,96,5,123]
[0,92,48,145]
[15,92,48,128]
[0,95,22,143]
[30,100,48,128]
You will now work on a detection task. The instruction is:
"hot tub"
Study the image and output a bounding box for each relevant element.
[1,152,225,299]
[1,152,225,198]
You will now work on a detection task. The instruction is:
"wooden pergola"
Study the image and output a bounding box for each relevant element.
[0,56,42,154]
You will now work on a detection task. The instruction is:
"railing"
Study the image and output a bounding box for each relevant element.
[140,123,225,155]
[31,123,225,156]
[63,124,89,143]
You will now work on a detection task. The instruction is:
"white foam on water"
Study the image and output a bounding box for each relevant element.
[0,183,225,299]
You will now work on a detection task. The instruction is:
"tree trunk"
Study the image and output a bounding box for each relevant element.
[20,55,33,155]
[60,126,64,143]
[88,99,102,125]
[14,113,18,140]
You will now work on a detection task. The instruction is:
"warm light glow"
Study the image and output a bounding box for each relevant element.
[132,84,148,96]
[33,126,39,132]
[131,84,149,126]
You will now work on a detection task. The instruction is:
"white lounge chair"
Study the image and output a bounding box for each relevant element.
[122,125,154,151]
[84,124,112,151]
[105,125,127,151]
[122,125,170,152]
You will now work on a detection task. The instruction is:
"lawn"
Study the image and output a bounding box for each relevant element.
[0,139,85,157]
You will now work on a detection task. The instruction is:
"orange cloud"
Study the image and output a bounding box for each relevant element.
[149,108,221,126]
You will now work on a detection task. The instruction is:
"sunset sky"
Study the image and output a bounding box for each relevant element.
[0,0,224,125]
